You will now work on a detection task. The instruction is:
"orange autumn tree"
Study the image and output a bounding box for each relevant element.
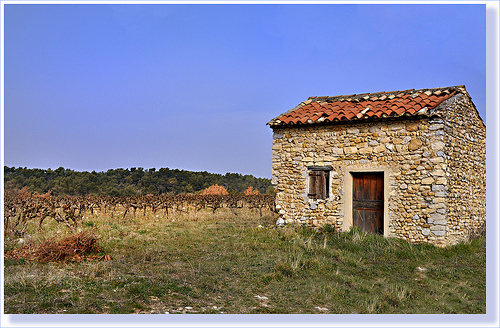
[244,186,259,195]
[202,184,229,195]
[33,190,52,199]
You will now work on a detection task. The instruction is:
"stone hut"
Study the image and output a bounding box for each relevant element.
[267,85,485,246]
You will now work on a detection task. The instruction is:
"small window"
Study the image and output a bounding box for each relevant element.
[308,166,332,200]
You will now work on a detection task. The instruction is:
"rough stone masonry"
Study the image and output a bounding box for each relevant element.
[268,85,485,246]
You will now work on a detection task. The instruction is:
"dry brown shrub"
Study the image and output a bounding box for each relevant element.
[202,184,229,195]
[34,231,103,263]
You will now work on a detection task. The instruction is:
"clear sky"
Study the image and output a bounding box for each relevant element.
[2,2,487,178]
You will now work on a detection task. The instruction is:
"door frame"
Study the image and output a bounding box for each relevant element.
[343,167,390,236]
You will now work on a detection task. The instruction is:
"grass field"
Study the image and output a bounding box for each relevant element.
[3,207,486,314]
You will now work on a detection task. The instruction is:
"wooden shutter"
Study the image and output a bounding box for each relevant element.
[308,171,321,198]
[308,169,329,199]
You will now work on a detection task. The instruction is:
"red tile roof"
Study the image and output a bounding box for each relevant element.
[268,85,466,127]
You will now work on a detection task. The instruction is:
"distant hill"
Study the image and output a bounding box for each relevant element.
[4,166,273,197]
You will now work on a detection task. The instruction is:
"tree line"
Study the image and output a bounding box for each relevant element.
[4,166,274,197]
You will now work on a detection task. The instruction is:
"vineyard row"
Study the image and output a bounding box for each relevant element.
[4,194,277,237]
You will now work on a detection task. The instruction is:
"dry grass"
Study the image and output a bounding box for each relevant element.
[3,206,486,314]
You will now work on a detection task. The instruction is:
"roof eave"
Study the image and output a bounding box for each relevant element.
[268,112,443,129]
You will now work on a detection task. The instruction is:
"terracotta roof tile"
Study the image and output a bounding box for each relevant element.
[268,85,465,126]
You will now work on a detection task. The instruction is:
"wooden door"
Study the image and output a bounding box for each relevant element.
[352,172,384,234]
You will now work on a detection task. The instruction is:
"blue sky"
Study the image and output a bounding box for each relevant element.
[3,3,487,178]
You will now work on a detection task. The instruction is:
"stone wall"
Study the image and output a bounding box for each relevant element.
[435,93,486,244]
[271,94,486,246]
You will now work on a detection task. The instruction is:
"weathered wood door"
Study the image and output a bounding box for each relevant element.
[352,172,384,234]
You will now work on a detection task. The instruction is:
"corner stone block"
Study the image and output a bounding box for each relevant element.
[429,213,445,221]
[432,185,446,191]
[430,225,445,231]
[431,169,445,177]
